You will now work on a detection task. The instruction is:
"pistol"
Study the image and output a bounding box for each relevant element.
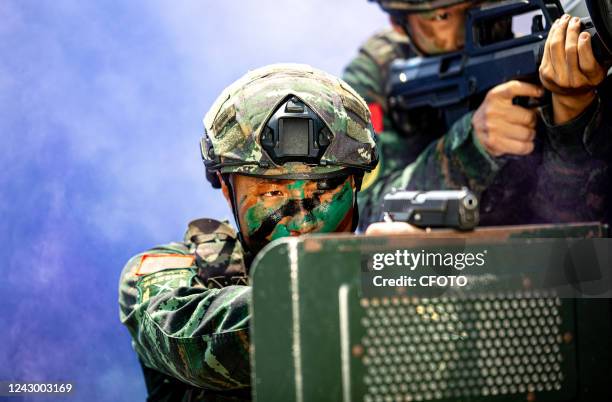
[382,188,479,230]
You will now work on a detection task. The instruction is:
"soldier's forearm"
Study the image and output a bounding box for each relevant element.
[404,113,504,195]
[124,284,252,390]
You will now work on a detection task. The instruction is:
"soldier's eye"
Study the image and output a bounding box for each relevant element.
[262,190,284,197]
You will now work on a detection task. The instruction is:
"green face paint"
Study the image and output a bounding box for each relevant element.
[268,179,354,239]
[237,176,354,252]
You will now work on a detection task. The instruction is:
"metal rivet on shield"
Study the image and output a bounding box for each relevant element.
[522,277,532,289]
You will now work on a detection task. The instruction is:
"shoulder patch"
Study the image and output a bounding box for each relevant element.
[135,254,195,276]
[136,268,196,304]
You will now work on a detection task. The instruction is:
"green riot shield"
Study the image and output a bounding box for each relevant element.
[250,223,612,402]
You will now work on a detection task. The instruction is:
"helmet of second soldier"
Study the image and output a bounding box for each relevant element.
[373,0,473,13]
[371,0,483,55]
[202,63,379,252]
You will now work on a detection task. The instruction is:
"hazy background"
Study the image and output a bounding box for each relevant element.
[0,1,386,401]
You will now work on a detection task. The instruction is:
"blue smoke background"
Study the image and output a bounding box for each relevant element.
[0,1,386,401]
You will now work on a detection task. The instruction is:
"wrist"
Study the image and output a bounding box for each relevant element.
[552,91,596,125]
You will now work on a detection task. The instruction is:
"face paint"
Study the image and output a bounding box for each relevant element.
[232,175,355,253]
[267,178,354,239]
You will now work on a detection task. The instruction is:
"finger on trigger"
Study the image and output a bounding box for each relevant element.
[501,80,544,99]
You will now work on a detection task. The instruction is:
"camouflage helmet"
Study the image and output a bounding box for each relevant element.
[369,0,476,13]
[202,63,378,187]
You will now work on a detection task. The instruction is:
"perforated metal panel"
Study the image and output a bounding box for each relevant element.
[359,294,570,402]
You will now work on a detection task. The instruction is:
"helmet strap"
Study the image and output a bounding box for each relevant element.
[351,173,364,231]
[391,13,427,56]
[220,173,255,264]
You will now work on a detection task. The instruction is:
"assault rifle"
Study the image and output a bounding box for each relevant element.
[387,0,612,128]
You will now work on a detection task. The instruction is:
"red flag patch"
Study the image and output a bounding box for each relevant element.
[135,254,195,276]
[368,102,384,133]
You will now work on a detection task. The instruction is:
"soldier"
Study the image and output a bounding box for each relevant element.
[118,64,378,401]
[344,0,611,229]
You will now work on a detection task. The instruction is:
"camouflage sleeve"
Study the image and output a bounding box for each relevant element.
[342,29,410,110]
[358,112,504,225]
[342,38,386,108]
[118,243,251,391]
[347,41,421,201]
[531,77,612,222]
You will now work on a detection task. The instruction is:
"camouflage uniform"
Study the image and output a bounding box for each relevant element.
[119,64,378,401]
[119,219,251,401]
[343,28,499,228]
[344,15,612,229]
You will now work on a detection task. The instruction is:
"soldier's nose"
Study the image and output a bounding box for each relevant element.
[287,210,318,236]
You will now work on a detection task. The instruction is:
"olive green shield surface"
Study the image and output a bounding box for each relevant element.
[250,223,611,402]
